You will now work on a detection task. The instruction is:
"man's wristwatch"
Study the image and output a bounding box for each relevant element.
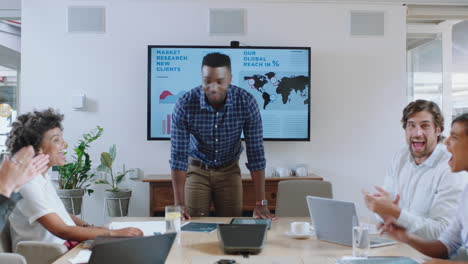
[256,200,268,207]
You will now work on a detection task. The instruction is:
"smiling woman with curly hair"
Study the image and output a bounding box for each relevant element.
[7,109,142,251]
[6,109,64,157]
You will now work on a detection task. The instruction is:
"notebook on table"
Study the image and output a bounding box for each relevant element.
[337,256,419,264]
[181,222,218,232]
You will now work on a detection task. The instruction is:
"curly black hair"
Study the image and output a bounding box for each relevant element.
[6,108,64,155]
[453,113,468,136]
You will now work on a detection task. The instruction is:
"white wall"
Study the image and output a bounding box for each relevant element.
[21,0,407,225]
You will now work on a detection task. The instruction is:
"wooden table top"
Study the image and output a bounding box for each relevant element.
[52,217,428,264]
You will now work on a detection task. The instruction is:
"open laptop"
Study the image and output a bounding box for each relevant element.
[217,224,268,254]
[88,233,176,264]
[306,196,396,247]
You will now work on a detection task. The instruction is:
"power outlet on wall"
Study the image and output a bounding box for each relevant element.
[128,168,141,179]
[50,166,60,181]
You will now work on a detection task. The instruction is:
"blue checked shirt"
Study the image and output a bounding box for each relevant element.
[170,85,266,172]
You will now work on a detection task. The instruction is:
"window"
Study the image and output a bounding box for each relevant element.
[407,33,442,107]
[0,66,18,154]
[452,20,468,118]
[407,19,468,131]
[0,19,21,154]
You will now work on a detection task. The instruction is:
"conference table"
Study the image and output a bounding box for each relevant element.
[53,217,429,264]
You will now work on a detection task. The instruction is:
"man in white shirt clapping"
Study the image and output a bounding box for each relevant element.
[381,113,468,263]
[363,100,468,240]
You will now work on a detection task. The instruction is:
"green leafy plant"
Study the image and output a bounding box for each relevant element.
[95,144,132,192]
[57,126,103,195]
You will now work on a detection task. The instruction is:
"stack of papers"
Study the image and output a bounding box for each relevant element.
[108,221,166,236]
[337,256,419,264]
[68,249,92,264]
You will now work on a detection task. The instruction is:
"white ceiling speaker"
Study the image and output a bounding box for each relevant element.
[209,8,246,35]
[350,11,385,36]
[68,6,106,33]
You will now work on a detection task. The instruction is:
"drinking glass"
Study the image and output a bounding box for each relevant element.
[165,205,182,233]
[352,225,370,258]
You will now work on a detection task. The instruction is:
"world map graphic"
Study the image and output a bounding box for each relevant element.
[242,72,310,110]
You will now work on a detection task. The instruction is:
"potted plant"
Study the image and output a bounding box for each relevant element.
[56,126,103,215]
[95,144,133,217]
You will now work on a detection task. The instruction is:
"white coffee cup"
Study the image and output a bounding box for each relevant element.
[266,167,279,178]
[295,167,308,177]
[290,221,310,235]
[276,167,292,178]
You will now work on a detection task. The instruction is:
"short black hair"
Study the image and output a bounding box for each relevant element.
[6,108,64,155]
[202,52,231,70]
[452,113,468,136]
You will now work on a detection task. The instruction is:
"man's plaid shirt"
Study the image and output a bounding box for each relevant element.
[170,85,266,171]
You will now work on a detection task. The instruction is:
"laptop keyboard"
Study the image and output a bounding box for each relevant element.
[370,237,395,245]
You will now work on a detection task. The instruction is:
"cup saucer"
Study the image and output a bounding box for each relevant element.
[285,230,314,239]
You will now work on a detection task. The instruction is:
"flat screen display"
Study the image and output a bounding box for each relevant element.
[147,45,311,141]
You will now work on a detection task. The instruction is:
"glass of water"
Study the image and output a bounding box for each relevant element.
[352,225,370,258]
[165,205,182,233]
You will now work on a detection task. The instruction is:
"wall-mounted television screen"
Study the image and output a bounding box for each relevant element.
[147,45,310,141]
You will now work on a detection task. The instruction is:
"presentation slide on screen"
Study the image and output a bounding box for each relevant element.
[149,47,310,140]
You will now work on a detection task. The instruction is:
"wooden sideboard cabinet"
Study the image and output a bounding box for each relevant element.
[143,175,323,216]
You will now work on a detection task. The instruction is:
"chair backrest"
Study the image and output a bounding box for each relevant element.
[0,253,27,264]
[0,219,13,253]
[275,180,333,217]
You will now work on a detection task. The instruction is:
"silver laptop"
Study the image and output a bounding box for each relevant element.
[306,196,396,248]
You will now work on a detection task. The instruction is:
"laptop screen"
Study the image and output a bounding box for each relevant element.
[88,233,176,264]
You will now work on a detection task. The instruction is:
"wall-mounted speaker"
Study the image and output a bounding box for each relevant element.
[68,6,106,33]
[209,8,246,35]
[350,11,385,36]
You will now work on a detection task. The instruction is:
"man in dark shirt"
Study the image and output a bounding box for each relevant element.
[170,52,274,219]
[0,146,49,230]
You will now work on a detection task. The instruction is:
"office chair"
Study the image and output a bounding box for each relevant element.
[275,180,333,217]
[1,219,67,264]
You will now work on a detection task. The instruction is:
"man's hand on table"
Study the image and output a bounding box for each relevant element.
[180,205,191,220]
[253,205,276,219]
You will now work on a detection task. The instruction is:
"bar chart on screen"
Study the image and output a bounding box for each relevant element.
[161,114,171,135]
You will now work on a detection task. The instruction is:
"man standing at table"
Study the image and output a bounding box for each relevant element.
[170,52,274,220]
[381,113,468,264]
[363,100,467,240]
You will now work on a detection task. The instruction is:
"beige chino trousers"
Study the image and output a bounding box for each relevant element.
[185,159,243,217]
